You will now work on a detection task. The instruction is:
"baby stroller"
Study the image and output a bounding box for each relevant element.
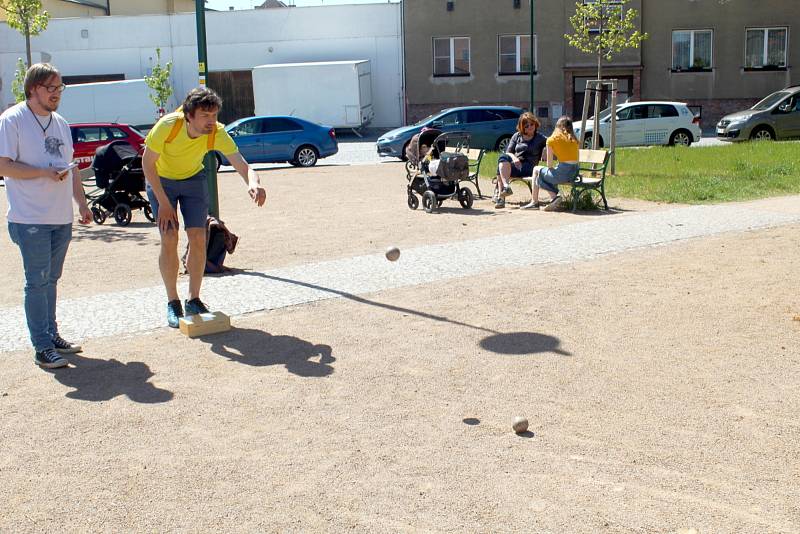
[405,129,473,213]
[89,140,153,226]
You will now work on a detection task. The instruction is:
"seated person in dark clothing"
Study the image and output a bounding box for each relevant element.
[495,112,546,209]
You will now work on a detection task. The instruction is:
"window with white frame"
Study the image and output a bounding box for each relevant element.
[433,37,470,76]
[672,29,713,70]
[582,0,623,34]
[498,34,536,74]
[745,27,788,68]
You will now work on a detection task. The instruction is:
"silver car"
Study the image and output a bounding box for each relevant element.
[717,85,800,141]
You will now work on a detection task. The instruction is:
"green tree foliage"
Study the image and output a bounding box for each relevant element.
[144,48,174,116]
[11,57,27,103]
[565,0,647,81]
[0,0,50,68]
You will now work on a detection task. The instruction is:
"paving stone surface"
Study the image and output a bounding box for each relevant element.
[1,204,797,353]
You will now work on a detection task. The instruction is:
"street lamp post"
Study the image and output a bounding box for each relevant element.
[195,0,220,217]
[530,0,535,112]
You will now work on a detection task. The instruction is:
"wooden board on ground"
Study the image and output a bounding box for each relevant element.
[179,311,231,338]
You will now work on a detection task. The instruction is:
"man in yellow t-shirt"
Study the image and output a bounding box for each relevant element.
[143,87,267,328]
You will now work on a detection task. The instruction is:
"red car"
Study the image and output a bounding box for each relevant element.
[70,123,146,169]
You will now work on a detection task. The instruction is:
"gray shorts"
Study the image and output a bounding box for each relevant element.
[146,170,209,229]
[538,163,579,194]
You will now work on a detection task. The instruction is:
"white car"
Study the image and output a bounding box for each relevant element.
[573,101,702,148]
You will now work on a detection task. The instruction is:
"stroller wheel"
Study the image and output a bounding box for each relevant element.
[143,204,155,223]
[458,187,474,209]
[407,192,419,210]
[113,204,132,226]
[91,207,106,225]
[422,191,437,213]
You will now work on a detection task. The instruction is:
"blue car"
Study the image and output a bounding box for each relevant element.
[377,106,524,160]
[218,115,338,168]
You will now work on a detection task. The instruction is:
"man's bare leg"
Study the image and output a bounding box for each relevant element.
[159,228,180,301]
[186,227,207,300]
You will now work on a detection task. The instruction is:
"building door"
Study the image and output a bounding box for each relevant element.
[207,70,255,125]
[573,76,632,120]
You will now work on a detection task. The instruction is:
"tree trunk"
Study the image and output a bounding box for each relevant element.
[24,21,32,68]
[592,51,602,150]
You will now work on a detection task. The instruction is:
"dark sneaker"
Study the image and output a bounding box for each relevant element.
[167,299,184,328]
[35,348,68,369]
[185,298,210,316]
[494,198,506,209]
[52,335,82,354]
[500,185,513,198]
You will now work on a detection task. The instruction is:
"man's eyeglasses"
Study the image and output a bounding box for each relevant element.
[40,83,66,93]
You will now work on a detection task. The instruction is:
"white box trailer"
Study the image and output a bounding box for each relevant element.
[58,79,158,129]
[252,60,374,130]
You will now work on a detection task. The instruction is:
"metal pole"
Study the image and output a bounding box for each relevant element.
[196,0,219,217]
[529,0,535,111]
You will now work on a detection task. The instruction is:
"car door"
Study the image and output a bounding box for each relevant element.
[260,118,305,162]
[432,110,468,134]
[773,94,800,138]
[229,118,265,161]
[73,126,107,167]
[643,104,678,145]
[465,109,502,148]
[614,105,646,146]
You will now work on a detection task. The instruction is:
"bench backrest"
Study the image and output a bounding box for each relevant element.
[465,148,484,162]
[578,149,608,165]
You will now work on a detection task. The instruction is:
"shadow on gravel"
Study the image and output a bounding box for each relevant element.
[46,353,173,403]
[71,224,154,244]
[480,332,570,356]
[200,328,335,378]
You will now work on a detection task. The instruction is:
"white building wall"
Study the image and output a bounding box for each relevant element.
[0,4,404,127]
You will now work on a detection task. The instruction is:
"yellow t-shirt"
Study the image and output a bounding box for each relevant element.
[145,112,239,180]
[546,132,579,163]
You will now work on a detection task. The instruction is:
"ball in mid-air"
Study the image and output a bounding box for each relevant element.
[385,246,401,262]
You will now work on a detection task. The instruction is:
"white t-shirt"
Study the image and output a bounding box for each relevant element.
[0,102,74,224]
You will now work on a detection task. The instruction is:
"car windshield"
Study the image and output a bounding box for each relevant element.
[129,126,145,137]
[413,113,439,126]
[751,91,790,111]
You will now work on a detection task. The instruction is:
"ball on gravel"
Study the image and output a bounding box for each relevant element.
[385,246,401,262]
[512,416,528,434]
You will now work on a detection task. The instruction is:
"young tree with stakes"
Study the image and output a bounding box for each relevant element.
[565,0,646,149]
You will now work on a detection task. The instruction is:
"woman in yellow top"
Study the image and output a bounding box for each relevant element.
[523,116,580,211]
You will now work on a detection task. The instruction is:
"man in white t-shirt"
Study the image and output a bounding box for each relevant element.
[0,63,92,370]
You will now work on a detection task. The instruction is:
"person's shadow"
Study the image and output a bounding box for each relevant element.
[200,328,335,378]
[47,353,173,403]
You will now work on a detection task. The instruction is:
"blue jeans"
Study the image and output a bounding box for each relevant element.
[8,223,72,352]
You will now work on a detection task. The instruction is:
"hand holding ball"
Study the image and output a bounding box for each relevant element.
[385,246,401,262]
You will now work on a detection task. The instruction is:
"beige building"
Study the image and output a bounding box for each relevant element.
[0,0,196,21]
[403,0,799,129]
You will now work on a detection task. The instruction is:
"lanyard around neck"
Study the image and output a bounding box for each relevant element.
[26,103,53,136]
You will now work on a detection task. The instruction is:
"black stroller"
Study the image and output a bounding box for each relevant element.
[405,129,473,213]
[89,140,153,226]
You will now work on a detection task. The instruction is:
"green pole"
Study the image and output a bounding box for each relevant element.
[530,0,535,112]
[196,0,219,217]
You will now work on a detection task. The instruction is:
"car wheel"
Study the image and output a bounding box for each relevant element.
[457,187,474,209]
[91,206,106,225]
[113,204,132,226]
[294,145,318,167]
[400,141,410,162]
[669,129,692,147]
[495,136,511,153]
[750,126,774,141]
[583,134,603,149]
[289,160,301,167]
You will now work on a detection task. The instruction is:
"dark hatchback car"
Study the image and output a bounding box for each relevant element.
[219,115,338,168]
[377,106,524,159]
